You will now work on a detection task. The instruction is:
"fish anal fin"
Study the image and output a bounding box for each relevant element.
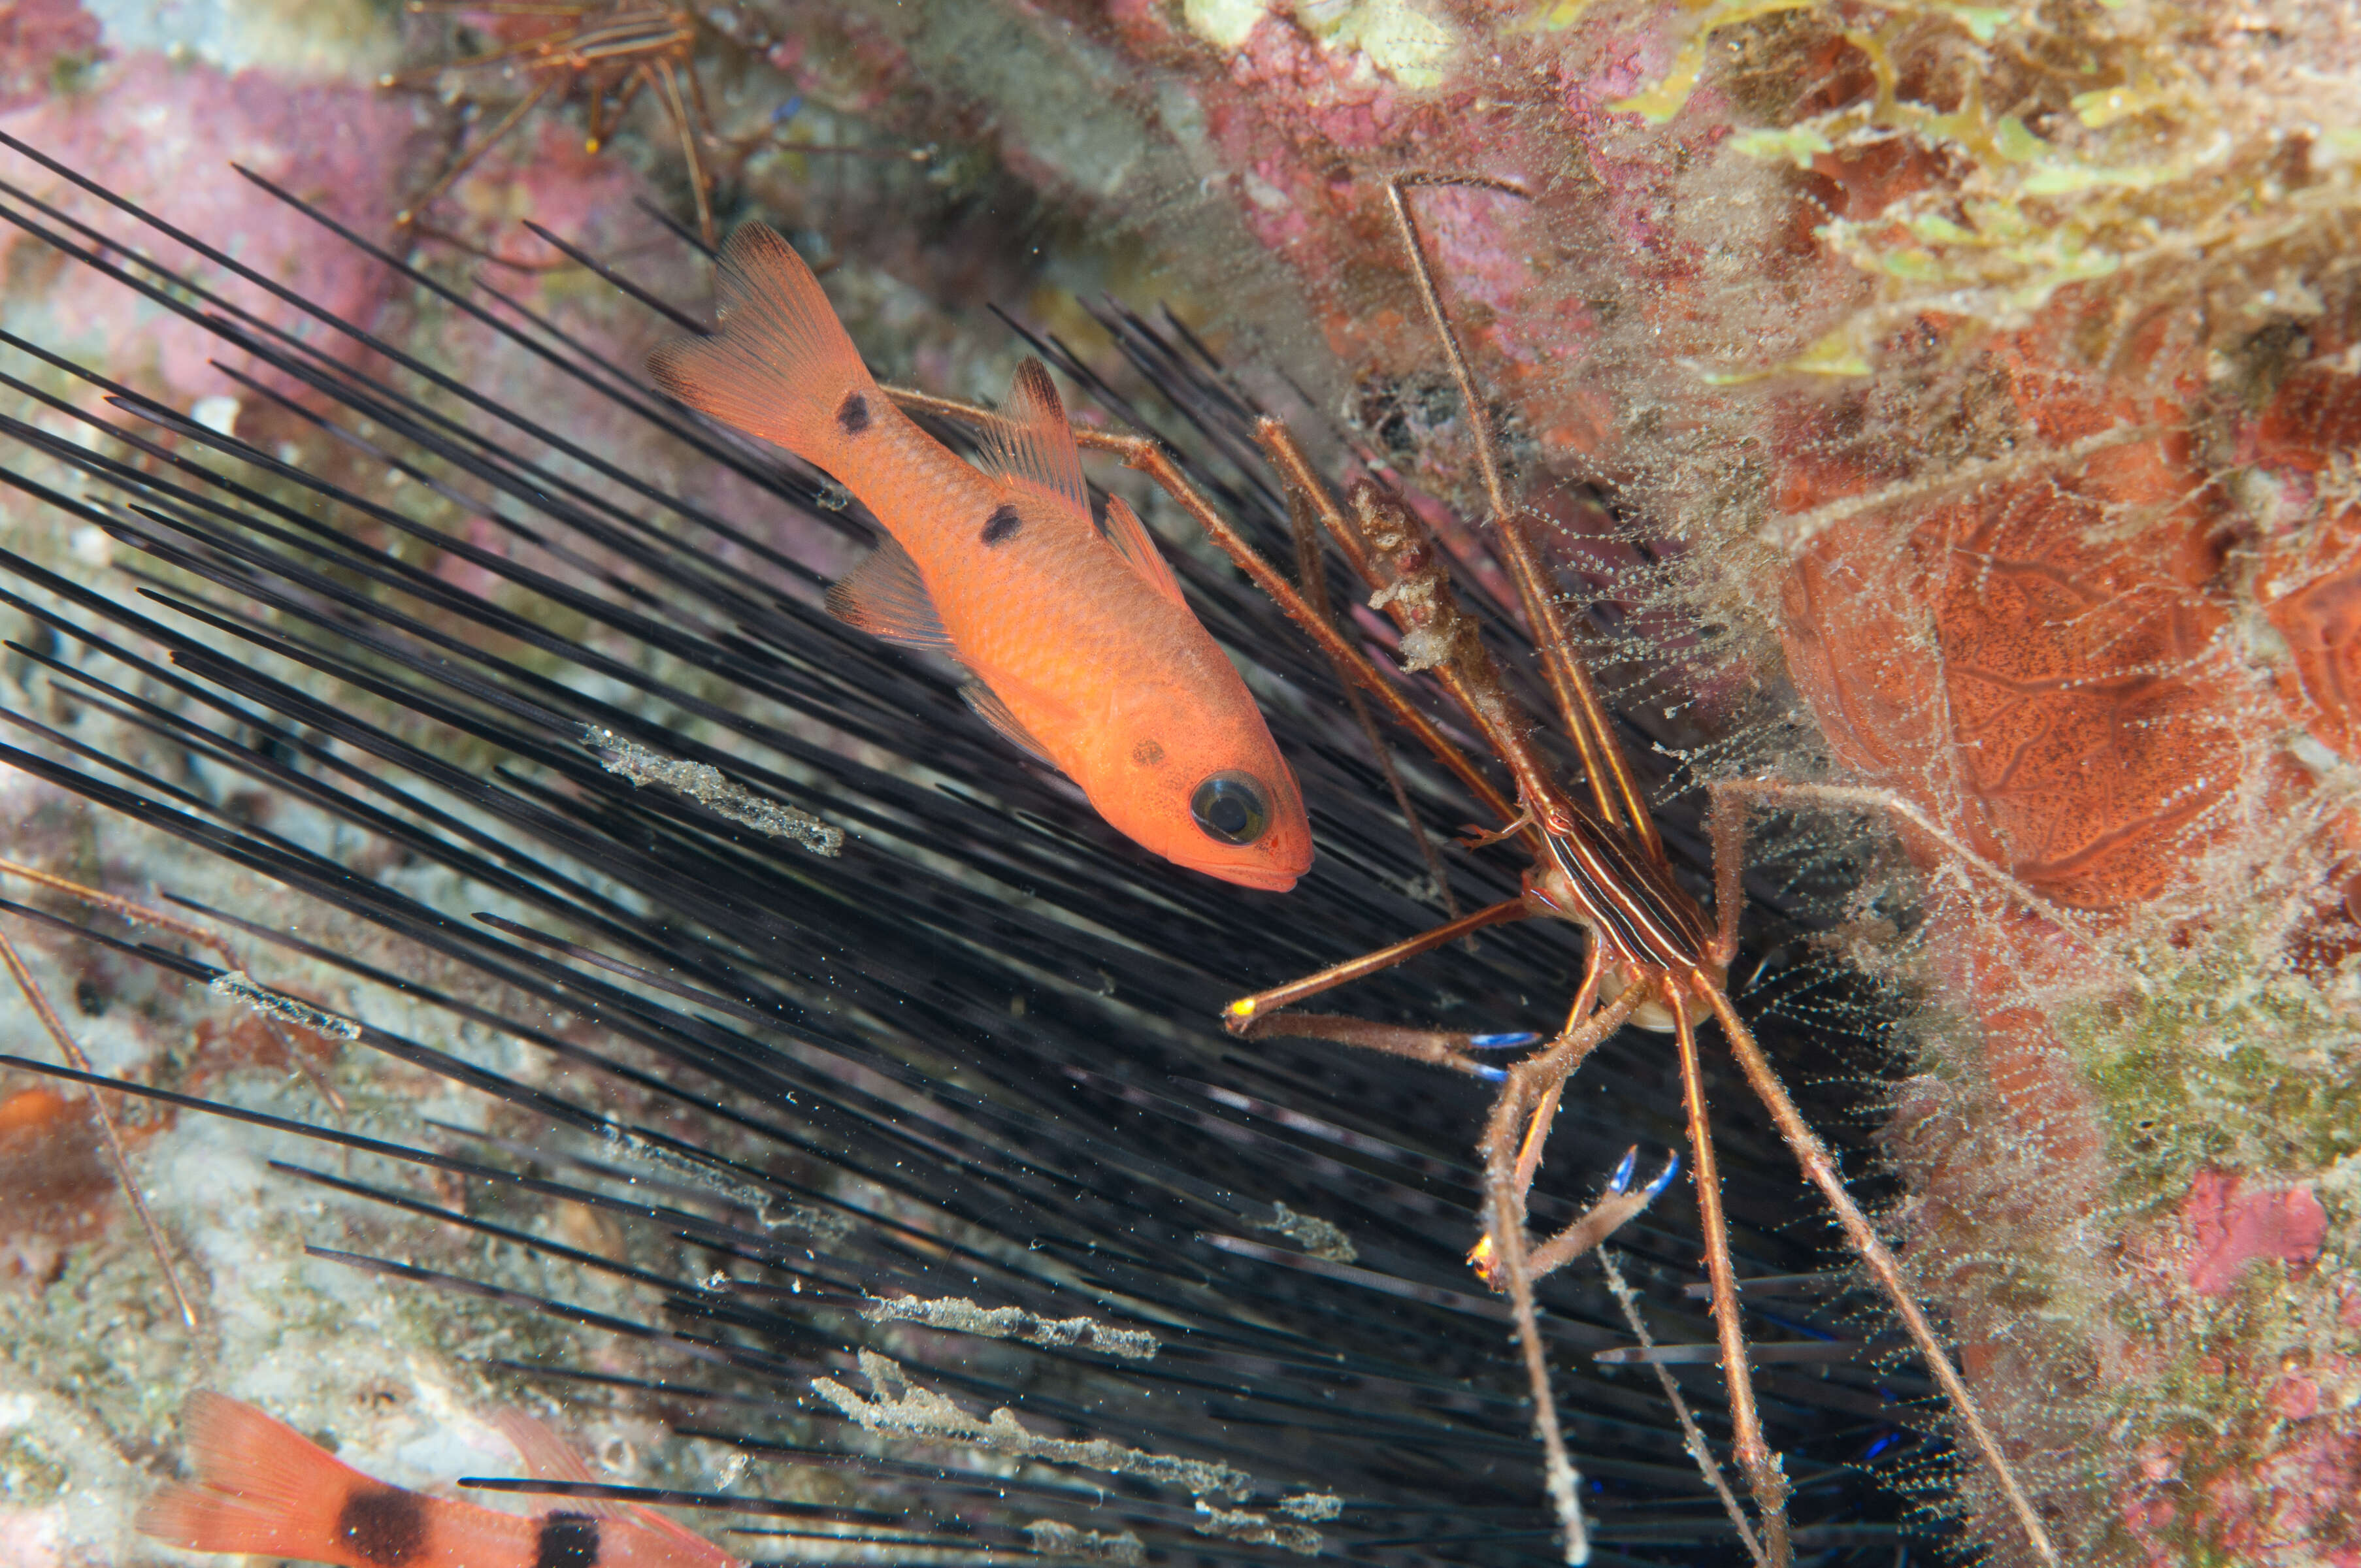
[978,359,1088,514]
[1100,495,1185,606]
[825,537,955,655]
[961,681,1058,768]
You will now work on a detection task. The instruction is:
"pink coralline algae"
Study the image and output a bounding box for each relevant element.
[2182,1173,2328,1299]
[0,0,98,115]
[2121,1401,2361,1568]
[0,50,416,410]
[412,115,651,269]
[2103,1237,2361,1567]
[1187,24,1414,255]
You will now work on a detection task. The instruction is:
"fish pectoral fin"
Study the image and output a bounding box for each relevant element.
[960,681,1059,768]
[1100,495,1186,606]
[978,359,1089,514]
[825,536,956,655]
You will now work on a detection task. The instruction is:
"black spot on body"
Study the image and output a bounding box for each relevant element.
[982,503,1023,546]
[835,391,870,435]
[1131,739,1166,766]
[535,1512,603,1568]
[335,1487,429,1566]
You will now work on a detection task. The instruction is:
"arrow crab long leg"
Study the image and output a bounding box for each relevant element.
[0,860,348,1335]
[883,174,2060,1563]
[1235,174,2056,1568]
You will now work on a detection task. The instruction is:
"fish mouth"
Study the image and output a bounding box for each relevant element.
[1205,860,1301,893]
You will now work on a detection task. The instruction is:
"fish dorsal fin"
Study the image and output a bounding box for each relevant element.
[825,536,955,655]
[492,1410,742,1563]
[488,1411,632,1523]
[1100,495,1185,606]
[961,681,1057,767]
[979,359,1087,515]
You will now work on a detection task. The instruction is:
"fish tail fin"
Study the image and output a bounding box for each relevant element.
[647,221,879,463]
[136,1391,388,1561]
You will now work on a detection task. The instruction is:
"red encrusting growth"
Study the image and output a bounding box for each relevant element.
[1777,344,2258,913]
[2180,1171,2328,1299]
[0,1083,114,1289]
[1770,306,2361,1558]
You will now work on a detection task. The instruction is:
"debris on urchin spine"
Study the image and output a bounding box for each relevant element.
[1193,1501,1325,1556]
[597,1122,853,1241]
[1254,1201,1356,1263]
[814,1350,1256,1499]
[206,972,362,1041]
[584,726,842,855]
[1023,1520,1148,1564]
[861,1294,1159,1359]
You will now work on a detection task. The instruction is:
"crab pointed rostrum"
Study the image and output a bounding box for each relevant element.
[0,131,1930,1565]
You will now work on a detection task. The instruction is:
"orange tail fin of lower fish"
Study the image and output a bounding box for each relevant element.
[137,1391,399,1564]
[646,223,876,470]
[139,1390,744,1568]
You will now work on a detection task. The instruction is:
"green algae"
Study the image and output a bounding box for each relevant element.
[2066,945,2361,1208]
[1614,0,2361,377]
[0,1427,71,1504]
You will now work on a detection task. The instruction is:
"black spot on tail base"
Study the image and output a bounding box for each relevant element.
[335,1487,429,1566]
[535,1513,603,1568]
[836,391,871,435]
[982,504,1022,546]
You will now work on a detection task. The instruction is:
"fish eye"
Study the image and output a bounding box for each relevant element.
[1189,772,1270,846]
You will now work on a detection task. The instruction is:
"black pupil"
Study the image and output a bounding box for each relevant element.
[1190,773,1269,845]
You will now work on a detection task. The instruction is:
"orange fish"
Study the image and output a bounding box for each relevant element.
[138,1390,744,1568]
[648,224,1313,890]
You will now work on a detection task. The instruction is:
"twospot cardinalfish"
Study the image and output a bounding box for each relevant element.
[648,224,1314,891]
[139,1390,744,1568]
